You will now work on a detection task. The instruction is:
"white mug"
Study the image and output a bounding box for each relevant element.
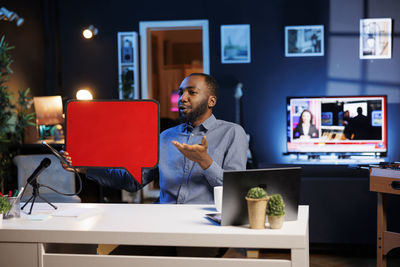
[214,186,223,213]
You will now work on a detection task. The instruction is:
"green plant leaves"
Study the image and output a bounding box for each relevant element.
[0,35,35,193]
[267,194,285,216]
[247,187,268,199]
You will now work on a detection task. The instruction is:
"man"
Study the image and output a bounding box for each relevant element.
[62,73,248,204]
[347,107,371,140]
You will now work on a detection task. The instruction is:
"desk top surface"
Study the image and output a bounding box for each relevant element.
[0,203,309,248]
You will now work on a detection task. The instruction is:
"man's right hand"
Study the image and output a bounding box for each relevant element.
[60,151,88,174]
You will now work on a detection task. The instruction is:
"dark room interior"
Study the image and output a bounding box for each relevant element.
[1,0,400,266]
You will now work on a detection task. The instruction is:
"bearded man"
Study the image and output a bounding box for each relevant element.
[62,73,248,204]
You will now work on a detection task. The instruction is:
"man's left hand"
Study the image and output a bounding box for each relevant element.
[172,135,212,170]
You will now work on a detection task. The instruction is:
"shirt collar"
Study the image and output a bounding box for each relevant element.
[182,114,217,133]
[201,114,216,131]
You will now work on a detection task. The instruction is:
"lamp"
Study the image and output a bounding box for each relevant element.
[0,7,24,27]
[33,96,64,141]
[33,96,64,125]
[82,25,98,39]
[76,89,93,100]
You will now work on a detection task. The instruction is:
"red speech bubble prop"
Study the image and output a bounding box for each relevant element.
[66,100,159,184]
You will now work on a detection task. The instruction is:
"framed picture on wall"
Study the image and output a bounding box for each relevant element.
[285,25,324,57]
[221,24,251,64]
[117,32,139,99]
[360,18,392,59]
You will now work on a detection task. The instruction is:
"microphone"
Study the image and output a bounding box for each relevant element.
[26,158,51,184]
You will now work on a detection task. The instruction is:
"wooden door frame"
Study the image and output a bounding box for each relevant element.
[139,20,210,99]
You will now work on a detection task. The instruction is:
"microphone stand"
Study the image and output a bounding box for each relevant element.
[20,158,58,214]
[21,178,58,215]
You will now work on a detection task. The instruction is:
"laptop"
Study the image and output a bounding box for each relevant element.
[211,167,301,226]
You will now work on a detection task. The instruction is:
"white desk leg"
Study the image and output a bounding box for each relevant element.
[291,248,309,267]
[292,224,309,267]
[38,243,45,267]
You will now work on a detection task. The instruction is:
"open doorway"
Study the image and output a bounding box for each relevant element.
[150,29,203,120]
[139,20,210,121]
[136,20,209,200]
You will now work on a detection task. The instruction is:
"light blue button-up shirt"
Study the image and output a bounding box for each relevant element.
[86,114,248,204]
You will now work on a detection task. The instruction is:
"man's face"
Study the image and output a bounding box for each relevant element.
[178,75,214,126]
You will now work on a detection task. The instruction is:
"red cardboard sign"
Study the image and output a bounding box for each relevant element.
[66,100,159,184]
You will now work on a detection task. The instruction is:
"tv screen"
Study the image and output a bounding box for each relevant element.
[286,95,387,154]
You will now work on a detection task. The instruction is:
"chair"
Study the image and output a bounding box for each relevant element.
[13,154,81,203]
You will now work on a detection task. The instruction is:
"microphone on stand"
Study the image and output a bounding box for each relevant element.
[26,158,51,184]
[20,157,57,214]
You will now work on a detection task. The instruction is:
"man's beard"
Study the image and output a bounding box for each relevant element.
[179,98,209,125]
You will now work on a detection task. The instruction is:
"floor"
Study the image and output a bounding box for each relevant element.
[307,244,400,267]
[224,244,400,266]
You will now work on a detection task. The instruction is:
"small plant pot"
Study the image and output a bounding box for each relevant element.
[0,213,3,224]
[245,197,269,229]
[268,215,285,229]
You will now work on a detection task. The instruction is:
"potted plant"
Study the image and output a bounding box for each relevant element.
[0,36,35,193]
[245,187,269,229]
[0,196,11,222]
[267,194,285,229]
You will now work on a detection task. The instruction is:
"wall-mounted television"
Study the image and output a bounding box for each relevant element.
[286,95,387,155]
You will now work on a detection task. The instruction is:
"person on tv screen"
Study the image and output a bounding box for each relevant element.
[61,73,248,204]
[293,109,319,140]
[346,107,371,140]
[342,110,352,140]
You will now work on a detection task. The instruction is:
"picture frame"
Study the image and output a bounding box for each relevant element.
[117,32,139,99]
[360,18,392,59]
[221,24,251,64]
[285,25,324,57]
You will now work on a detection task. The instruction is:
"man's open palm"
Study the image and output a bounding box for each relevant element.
[172,136,212,170]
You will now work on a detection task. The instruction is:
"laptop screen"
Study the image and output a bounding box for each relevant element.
[221,167,301,226]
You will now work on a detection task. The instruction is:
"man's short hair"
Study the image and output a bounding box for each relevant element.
[188,73,219,97]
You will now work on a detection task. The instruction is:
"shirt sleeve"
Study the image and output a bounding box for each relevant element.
[86,167,156,192]
[203,125,248,187]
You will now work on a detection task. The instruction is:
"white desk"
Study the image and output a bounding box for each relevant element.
[0,203,309,267]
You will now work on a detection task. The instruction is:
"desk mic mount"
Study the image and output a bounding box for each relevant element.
[20,157,57,214]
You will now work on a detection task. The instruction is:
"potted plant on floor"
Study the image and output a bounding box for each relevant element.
[0,36,35,193]
[0,195,11,222]
[245,187,269,229]
[267,194,285,229]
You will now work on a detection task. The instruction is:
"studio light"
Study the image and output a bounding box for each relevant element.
[82,25,98,39]
[76,89,93,100]
[0,7,24,27]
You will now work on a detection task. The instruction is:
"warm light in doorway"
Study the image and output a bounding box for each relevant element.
[76,89,93,100]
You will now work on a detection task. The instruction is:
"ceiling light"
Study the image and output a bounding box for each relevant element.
[82,25,98,39]
[0,7,24,27]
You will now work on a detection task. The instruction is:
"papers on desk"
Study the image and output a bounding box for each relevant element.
[21,205,102,221]
[26,214,52,221]
[52,207,101,219]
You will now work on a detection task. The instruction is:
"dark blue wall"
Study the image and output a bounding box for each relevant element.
[51,0,400,164]
[4,0,400,245]
[4,1,400,164]
[56,0,328,165]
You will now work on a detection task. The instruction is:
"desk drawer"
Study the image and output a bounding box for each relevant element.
[43,254,291,267]
[370,175,400,195]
